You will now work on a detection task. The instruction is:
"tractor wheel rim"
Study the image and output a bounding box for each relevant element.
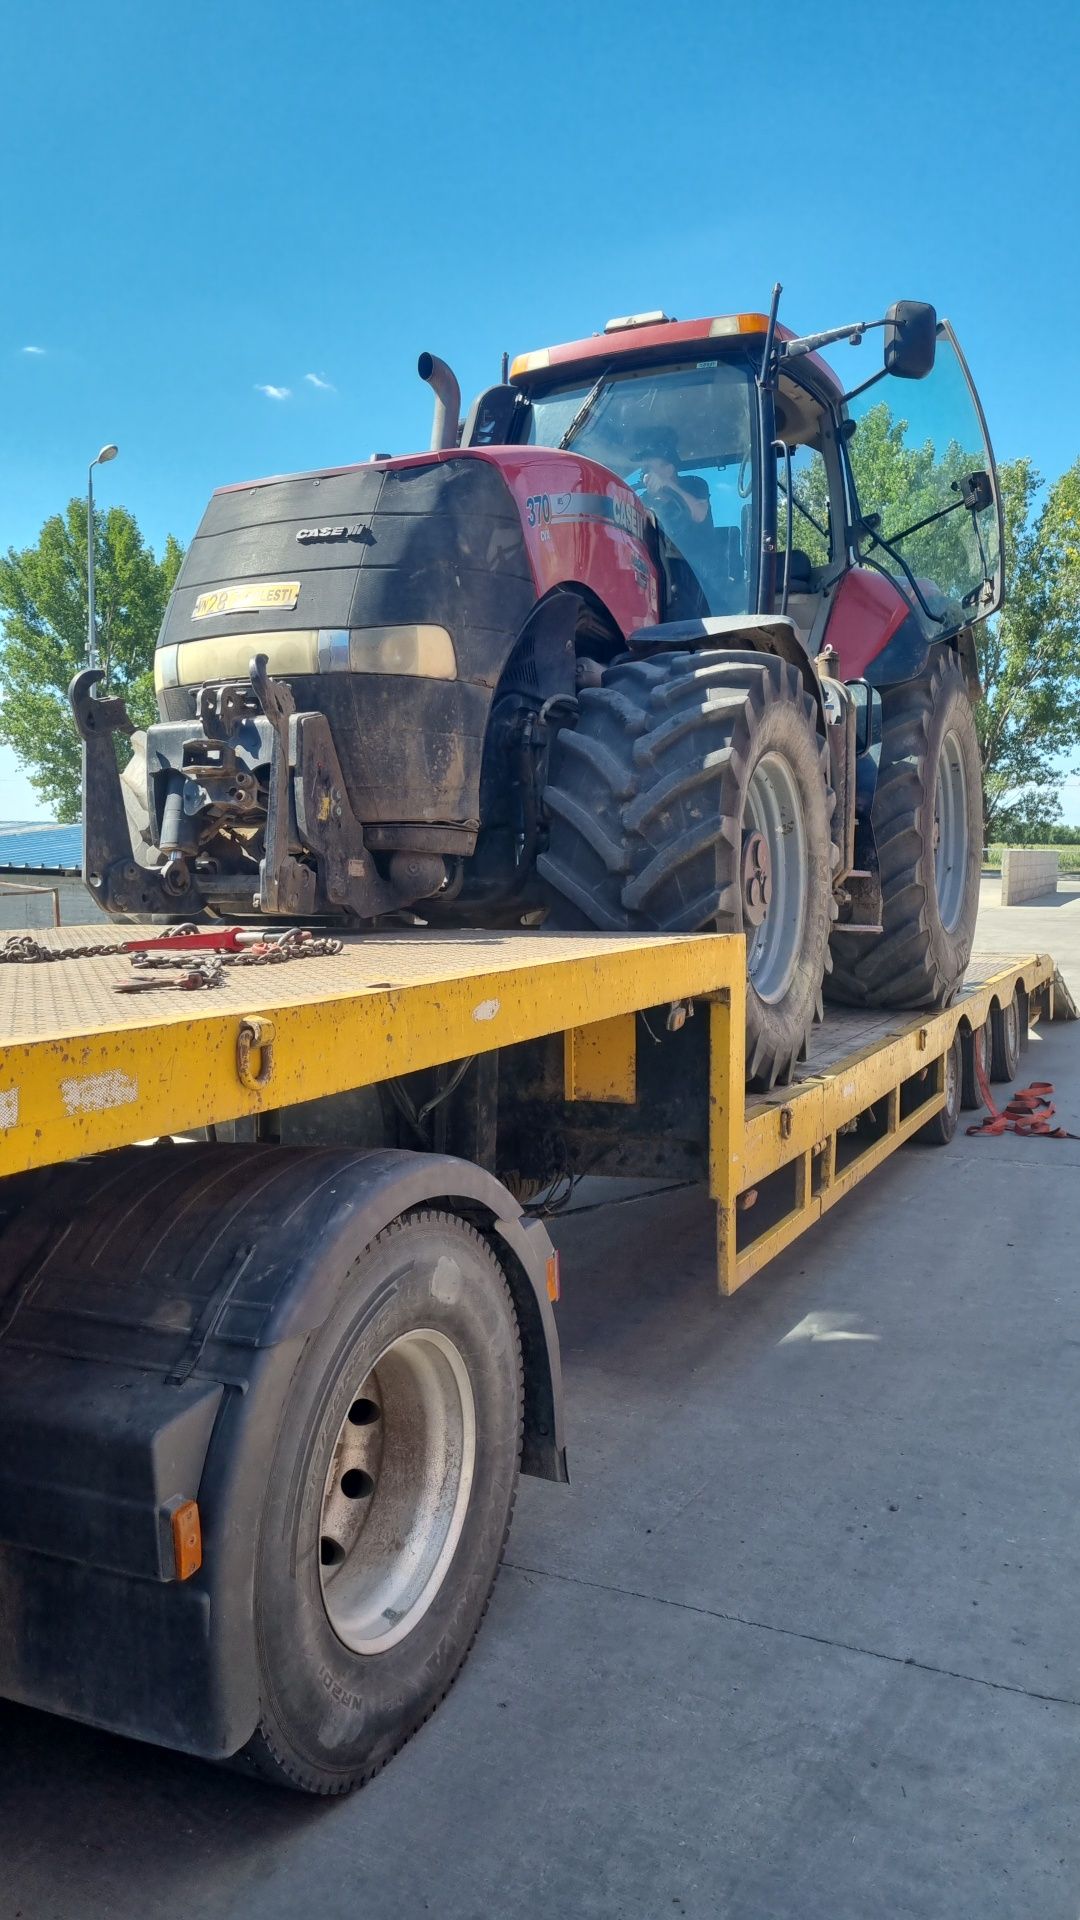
[935,730,969,933]
[318,1328,476,1655]
[743,751,808,1004]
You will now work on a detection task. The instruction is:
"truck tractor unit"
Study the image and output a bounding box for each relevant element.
[75,291,1002,1089]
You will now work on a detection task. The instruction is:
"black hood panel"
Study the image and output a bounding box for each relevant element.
[160,457,535,681]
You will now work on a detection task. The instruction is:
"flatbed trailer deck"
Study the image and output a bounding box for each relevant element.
[0,929,1064,1789]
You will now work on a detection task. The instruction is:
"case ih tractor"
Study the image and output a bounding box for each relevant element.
[75,290,1002,1089]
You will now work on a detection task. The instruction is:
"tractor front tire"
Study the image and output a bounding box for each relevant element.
[828,650,982,1011]
[539,651,835,1091]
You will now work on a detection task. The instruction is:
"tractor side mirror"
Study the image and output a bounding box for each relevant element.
[883,301,937,379]
[957,470,993,513]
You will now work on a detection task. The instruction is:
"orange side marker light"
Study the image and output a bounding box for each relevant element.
[171,1499,203,1580]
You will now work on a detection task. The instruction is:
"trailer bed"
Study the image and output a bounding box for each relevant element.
[0,928,736,1176]
[0,928,1060,1296]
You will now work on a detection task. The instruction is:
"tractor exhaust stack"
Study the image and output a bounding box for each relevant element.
[418,352,462,450]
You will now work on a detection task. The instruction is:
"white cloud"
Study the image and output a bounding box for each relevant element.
[304,372,335,391]
[255,383,291,401]
[21,344,46,355]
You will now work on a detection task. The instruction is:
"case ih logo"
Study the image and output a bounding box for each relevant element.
[295,525,369,544]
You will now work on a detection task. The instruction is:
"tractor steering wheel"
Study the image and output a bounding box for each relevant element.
[651,484,695,541]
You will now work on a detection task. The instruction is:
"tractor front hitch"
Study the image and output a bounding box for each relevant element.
[71,662,402,925]
[70,670,202,919]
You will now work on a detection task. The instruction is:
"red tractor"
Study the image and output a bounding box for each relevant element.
[75,290,1001,1088]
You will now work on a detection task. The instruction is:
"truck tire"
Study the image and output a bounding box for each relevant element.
[960,1020,990,1109]
[828,651,982,1010]
[914,1031,963,1144]
[242,1209,523,1794]
[540,651,835,1090]
[990,988,1022,1082]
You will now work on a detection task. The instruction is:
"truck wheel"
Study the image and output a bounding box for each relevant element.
[914,1031,963,1144]
[990,988,1022,1082]
[242,1210,523,1794]
[540,651,835,1090]
[828,651,982,1010]
[960,1021,990,1109]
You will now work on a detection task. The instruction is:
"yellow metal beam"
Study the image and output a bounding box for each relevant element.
[714,951,1056,1295]
[0,931,743,1178]
[564,1014,637,1103]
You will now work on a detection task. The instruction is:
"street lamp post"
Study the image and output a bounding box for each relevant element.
[87,444,118,670]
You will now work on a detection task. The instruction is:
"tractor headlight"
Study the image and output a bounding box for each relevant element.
[154,625,457,693]
[317,626,457,679]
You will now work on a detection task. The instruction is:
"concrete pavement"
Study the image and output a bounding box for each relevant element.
[2,889,1080,1919]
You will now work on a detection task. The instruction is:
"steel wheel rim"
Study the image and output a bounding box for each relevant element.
[1004,995,1019,1059]
[945,1038,960,1115]
[935,731,969,933]
[743,752,808,1003]
[319,1328,476,1655]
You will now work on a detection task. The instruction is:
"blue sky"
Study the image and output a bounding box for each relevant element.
[2,0,1079,819]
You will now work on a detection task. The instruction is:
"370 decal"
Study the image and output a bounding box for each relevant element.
[522,490,648,543]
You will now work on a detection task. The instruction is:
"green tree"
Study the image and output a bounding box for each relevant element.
[976,457,1080,838]
[0,501,184,821]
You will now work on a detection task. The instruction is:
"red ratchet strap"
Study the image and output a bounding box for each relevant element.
[968,1050,1078,1139]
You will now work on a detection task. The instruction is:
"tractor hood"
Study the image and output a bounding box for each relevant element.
[155,453,536,713]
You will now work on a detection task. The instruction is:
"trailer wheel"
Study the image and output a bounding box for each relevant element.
[242,1209,522,1795]
[960,1021,990,1109]
[540,651,835,1090]
[828,651,982,1011]
[990,989,1022,1082]
[915,1031,963,1144]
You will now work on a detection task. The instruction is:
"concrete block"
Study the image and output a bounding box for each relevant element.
[1001,848,1058,905]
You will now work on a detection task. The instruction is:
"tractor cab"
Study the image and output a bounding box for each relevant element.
[498,302,1003,686]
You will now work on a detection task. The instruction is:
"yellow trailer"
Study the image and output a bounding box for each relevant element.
[0,928,1064,1791]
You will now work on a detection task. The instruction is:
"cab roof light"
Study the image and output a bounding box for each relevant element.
[709,313,771,336]
[603,310,673,333]
[509,348,550,378]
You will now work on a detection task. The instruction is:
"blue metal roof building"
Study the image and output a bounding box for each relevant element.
[0,823,83,872]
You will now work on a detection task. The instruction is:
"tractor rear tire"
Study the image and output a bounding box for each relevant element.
[539,651,835,1091]
[828,651,982,1011]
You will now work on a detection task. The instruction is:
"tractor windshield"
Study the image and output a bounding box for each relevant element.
[524,358,757,616]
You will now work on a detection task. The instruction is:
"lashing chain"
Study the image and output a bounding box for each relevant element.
[130,935,344,970]
[2,933,131,963]
[3,926,344,987]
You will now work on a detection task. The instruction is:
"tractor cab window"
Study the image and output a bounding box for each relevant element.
[523,357,757,617]
[842,323,1003,637]
[777,442,830,568]
[775,439,831,648]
